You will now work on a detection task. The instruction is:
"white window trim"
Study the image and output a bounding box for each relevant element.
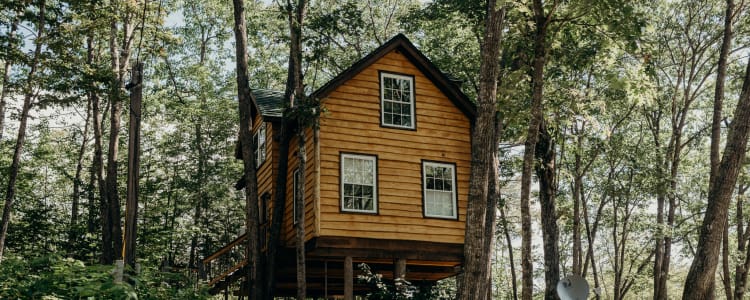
[422,161,458,219]
[380,72,416,129]
[254,122,267,168]
[340,153,378,213]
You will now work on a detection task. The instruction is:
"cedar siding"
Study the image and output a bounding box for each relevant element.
[316,49,470,244]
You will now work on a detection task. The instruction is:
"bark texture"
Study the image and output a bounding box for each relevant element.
[682,55,750,300]
[457,1,504,299]
[519,1,555,299]
[123,62,143,268]
[231,0,261,298]
[536,121,559,300]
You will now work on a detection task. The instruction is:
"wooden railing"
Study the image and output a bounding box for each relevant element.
[202,233,247,293]
[202,222,270,294]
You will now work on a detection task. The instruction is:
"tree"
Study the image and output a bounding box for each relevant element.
[231,0,261,298]
[284,0,309,298]
[682,26,750,300]
[0,0,46,262]
[457,1,505,299]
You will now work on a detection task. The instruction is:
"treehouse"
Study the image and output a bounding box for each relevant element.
[204,34,475,297]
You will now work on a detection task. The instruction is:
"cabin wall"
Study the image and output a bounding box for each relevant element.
[283,126,317,246]
[317,50,470,244]
[253,117,278,250]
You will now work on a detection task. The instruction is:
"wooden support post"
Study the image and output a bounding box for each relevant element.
[324,260,328,299]
[344,256,353,300]
[394,258,407,293]
[394,258,407,280]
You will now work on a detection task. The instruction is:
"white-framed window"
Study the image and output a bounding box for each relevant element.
[422,161,457,219]
[380,72,415,129]
[340,153,377,213]
[293,168,302,225]
[254,122,267,168]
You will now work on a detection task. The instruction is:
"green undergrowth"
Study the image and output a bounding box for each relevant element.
[0,255,209,299]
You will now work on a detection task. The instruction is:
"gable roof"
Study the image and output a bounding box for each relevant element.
[311,34,476,120]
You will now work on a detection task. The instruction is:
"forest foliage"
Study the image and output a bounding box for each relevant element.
[0,0,750,299]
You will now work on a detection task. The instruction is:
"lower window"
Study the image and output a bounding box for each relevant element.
[341,153,377,213]
[422,161,457,219]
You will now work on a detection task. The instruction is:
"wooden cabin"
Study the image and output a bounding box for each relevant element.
[205,34,475,297]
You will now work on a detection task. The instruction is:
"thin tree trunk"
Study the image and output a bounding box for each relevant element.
[734,183,749,300]
[457,1,504,299]
[69,90,93,248]
[481,115,503,300]
[295,130,307,300]
[92,65,108,263]
[123,62,142,268]
[536,120,559,300]
[86,34,99,237]
[572,128,583,275]
[231,0,261,298]
[520,1,555,299]
[712,1,735,298]
[682,55,750,300]
[0,0,45,262]
[284,1,308,297]
[500,205,518,300]
[104,5,134,261]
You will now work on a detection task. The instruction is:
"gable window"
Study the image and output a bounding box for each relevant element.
[422,161,457,219]
[380,72,415,129]
[254,122,267,168]
[293,168,302,225]
[341,153,377,213]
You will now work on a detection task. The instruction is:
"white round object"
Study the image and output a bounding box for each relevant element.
[557,274,590,300]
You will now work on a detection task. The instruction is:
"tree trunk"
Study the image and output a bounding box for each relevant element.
[295,130,307,300]
[500,205,518,300]
[104,5,135,261]
[87,34,100,236]
[572,129,583,275]
[457,1,504,299]
[287,1,308,298]
[0,0,45,262]
[519,2,554,299]
[734,183,750,300]
[481,115,503,300]
[69,88,93,249]
[536,121,559,300]
[682,55,750,300]
[231,0,261,298]
[123,62,142,268]
[712,2,734,298]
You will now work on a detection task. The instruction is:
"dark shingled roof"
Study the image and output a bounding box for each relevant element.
[252,88,284,119]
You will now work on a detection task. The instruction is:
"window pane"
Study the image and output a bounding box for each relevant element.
[363,197,373,211]
[384,113,393,124]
